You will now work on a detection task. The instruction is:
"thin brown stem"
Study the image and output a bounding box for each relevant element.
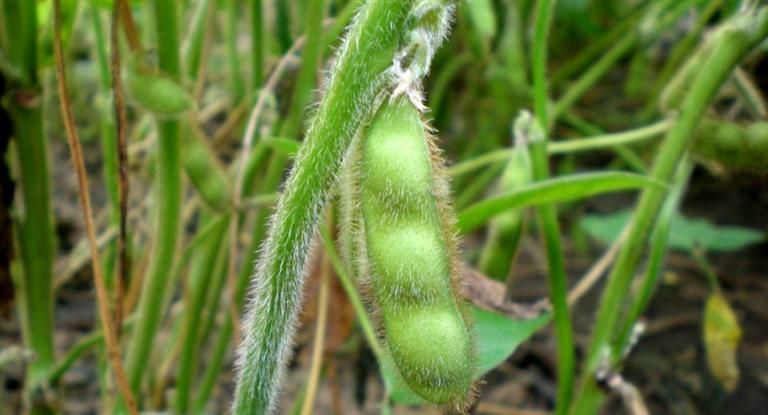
[567,226,629,307]
[53,1,137,413]
[118,0,142,53]
[111,0,130,338]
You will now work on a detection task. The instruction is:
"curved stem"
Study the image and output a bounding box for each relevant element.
[448,118,673,177]
[572,9,768,413]
[232,2,419,413]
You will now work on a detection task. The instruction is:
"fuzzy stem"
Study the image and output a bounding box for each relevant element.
[232,2,418,413]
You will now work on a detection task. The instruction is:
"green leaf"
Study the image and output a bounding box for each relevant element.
[465,0,497,41]
[384,307,550,405]
[263,136,300,157]
[473,307,551,376]
[458,171,665,232]
[581,210,765,253]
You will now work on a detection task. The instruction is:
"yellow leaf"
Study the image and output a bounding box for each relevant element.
[703,291,742,391]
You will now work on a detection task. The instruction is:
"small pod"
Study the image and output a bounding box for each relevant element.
[124,54,193,116]
[359,96,474,406]
[181,123,232,211]
[693,118,768,173]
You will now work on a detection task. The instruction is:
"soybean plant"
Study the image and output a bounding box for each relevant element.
[232,1,456,413]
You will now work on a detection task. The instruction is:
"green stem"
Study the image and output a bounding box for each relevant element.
[530,1,574,412]
[571,9,768,413]
[251,0,263,89]
[193,315,231,412]
[49,317,136,386]
[559,111,648,173]
[232,2,420,413]
[174,214,230,413]
[183,0,211,80]
[552,0,692,121]
[448,118,672,177]
[124,0,183,397]
[2,1,55,412]
[227,0,244,103]
[531,0,554,130]
[455,161,505,209]
[613,158,692,358]
[551,2,648,85]
[280,0,324,139]
[549,118,673,155]
[642,0,723,118]
[552,33,636,120]
[530,133,575,415]
[691,248,721,291]
[89,4,121,288]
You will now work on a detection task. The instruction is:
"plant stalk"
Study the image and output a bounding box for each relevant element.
[124,0,183,398]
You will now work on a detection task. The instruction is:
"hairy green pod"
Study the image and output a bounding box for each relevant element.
[124,56,193,116]
[693,118,768,172]
[360,97,474,406]
[181,123,232,211]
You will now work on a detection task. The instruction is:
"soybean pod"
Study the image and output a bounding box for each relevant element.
[124,53,194,116]
[180,121,232,211]
[359,96,475,407]
[693,117,768,173]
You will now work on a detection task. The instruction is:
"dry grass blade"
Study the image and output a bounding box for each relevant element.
[53,1,137,413]
[567,226,629,307]
[300,245,330,415]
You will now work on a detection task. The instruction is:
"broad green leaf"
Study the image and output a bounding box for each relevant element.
[581,210,765,252]
[384,307,550,405]
[473,308,551,375]
[458,172,665,232]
